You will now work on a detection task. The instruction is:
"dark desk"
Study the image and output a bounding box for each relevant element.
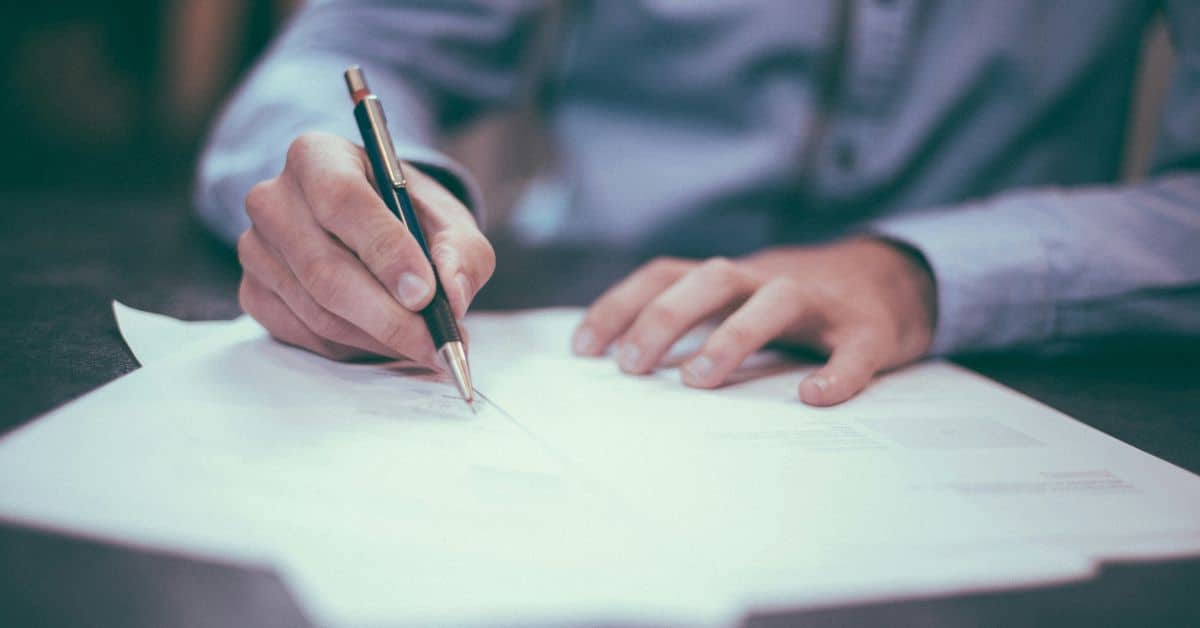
[1,187,1198,627]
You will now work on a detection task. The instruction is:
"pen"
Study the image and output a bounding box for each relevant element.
[343,65,474,408]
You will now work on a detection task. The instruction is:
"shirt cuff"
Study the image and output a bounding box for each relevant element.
[869,197,1058,355]
[393,144,488,231]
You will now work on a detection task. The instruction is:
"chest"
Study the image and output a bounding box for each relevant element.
[557,0,1151,117]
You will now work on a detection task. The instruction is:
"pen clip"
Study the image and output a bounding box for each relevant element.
[361,97,407,188]
[345,66,407,188]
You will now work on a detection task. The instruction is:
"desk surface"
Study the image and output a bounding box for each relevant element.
[1,187,1197,627]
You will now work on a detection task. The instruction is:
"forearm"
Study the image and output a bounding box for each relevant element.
[872,174,1200,355]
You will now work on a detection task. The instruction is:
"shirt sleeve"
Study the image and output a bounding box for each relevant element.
[193,0,550,244]
[871,2,1200,355]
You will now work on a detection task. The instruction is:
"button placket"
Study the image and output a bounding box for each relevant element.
[838,135,861,171]
[845,0,917,116]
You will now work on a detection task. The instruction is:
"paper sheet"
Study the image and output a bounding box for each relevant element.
[1,305,1198,627]
[112,301,235,366]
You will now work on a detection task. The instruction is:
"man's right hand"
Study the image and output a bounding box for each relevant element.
[236,132,495,364]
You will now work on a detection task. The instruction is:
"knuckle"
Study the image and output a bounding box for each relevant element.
[237,279,257,315]
[468,234,497,277]
[300,257,346,305]
[700,256,737,277]
[642,302,685,331]
[772,277,821,310]
[364,227,413,268]
[480,248,497,281]
[244,180,276,223]
[286,132,328,166]
[235,230,254,267]
[380,317,415,351]
[698,257,744,287]
[305,307,344,340]
[805,279,843,304]
[717,322,757,352]
[429,240,455,266]
[644,256,686,282]
[766,276,805,301]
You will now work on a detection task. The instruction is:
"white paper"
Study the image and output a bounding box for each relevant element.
[1,306,1198,627]
[112,301,235,366]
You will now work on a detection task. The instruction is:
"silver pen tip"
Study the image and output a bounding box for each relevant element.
[438,342,474,406]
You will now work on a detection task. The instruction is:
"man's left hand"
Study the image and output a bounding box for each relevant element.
[572,238,938,406]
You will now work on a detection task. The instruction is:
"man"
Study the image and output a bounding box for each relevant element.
[196,1,1200,406]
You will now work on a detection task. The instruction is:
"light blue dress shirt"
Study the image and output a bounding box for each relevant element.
[196,0,1200,356]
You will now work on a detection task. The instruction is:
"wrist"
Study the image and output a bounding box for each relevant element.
[857,237,938,359]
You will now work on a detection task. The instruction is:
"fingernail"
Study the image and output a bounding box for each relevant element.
[455,274,472,309]
[573,327,595,355]
[618,343,641,371]
[396,273,431,309]
[803,374,831,402]
[683,355,714,384]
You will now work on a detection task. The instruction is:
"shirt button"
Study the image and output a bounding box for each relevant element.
[833,140,857,171]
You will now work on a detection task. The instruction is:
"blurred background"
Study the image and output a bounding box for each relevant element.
[0,1,298,194]
[0,1,548,219]
[0,2,1176,222]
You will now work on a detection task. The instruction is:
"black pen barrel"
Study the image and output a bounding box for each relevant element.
[389,186,462,347]
[345,65,473,404]
[355,102,461,349]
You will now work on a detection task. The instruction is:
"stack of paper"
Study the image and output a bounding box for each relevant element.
[0,303,1196,627]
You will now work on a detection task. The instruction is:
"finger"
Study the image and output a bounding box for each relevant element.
[572,257,691,357]
[245,176,437,364]
[680,278,812,388]
[238,228,405,360]
[401,164,495,319]
[798,332,888,406]
[425,226,496,321]
[617,258,755,374]
[239,273,370,362]
[286,133,438,312]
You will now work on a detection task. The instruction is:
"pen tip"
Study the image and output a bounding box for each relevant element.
[438,341,475,410]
